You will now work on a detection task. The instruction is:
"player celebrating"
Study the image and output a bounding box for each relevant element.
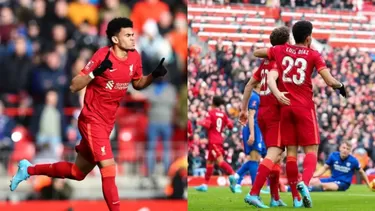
[309,140,372,192]
[234,83,268,194]
[253,20,347,208]
[239,26,292,208]
[195,96,238,192]
[10,18,167,211]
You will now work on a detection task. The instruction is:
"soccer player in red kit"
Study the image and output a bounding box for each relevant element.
[195,96,238,192]
[253,20,347,208]
[10,18,167,211]
[239,26,293,208]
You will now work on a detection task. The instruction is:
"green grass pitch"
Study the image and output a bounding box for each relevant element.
[188,185,374,211]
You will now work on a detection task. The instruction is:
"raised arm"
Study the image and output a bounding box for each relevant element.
[132,58,167,90]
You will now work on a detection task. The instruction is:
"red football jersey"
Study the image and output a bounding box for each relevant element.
[268,44,326,108]
[198,108,233,144]
[252,59,279,107]
[79,46,143,125]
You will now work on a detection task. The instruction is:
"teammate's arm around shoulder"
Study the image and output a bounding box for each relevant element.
[253,48,269,58]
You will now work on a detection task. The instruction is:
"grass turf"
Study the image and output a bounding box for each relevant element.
[188,185,374,211]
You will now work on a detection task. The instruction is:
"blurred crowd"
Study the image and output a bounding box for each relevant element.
[187,39,375,177]
[0,0,187,193]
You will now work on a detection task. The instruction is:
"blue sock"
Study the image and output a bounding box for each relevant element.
[309,185,323,192]
[236,161,251,185]
[248,160,259,185]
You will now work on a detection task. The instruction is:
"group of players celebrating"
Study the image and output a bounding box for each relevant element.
[195,20,373,208]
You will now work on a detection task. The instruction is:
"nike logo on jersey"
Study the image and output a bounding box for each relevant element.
[109,68,117,72]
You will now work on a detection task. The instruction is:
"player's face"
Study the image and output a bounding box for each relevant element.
[116,27,135,51]
[339,143,351,158]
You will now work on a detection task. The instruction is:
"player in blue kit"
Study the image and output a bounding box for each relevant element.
[308,140,372,191]
[233,83,267,193]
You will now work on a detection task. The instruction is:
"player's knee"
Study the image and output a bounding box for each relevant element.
[100,165,117,178]
[72,164,87,181]
[303,145,318,153]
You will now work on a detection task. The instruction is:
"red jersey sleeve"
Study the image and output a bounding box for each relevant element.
[267,46,276,61]
[132,52,143,80]
[197,116,212,129]
[252,60,264,81]
[80,48,106,76]
[313,51,327,72]
[269,60,279,73]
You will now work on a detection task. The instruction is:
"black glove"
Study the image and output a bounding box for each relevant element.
[151,58,168,78]
[93,50,112,77]
[335,83,347,98]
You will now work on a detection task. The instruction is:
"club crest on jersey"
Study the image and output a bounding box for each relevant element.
[129,64,134,76]
[346,162,351,167]
[101,146,106,156]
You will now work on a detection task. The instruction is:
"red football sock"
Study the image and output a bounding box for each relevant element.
[286,156,301,201]
[205,164,214,183]
[302,152,317,186]
[250,158,274,196]
[269,164,280,201]
[218,161,235,175]
[101,165,120,211]
[27,162,86,180]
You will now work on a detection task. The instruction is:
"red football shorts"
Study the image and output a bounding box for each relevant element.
[258,105,283,148]
[207,143,224,161]
[75,119,114,164]
[280,106,320,146]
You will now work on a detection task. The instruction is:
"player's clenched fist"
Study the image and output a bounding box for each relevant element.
[238,110,248,126]
[152,58,168,78]
[334,83,347,98]
[93,50,112,77]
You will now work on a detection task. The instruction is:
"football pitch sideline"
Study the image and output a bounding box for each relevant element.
[188,185,374,211]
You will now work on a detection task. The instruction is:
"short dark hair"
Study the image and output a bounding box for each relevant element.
[106,17,133,44]
[213,96,225,107]
[270,26,290,46]
[292,20,313,44]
